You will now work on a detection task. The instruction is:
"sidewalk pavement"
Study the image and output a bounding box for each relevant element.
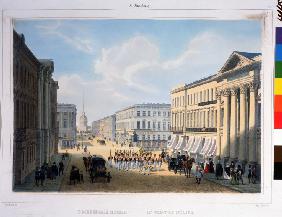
[203,172,261,193]
[14,153,71,192]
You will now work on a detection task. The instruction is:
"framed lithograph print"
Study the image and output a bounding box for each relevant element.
[0,0,281,217]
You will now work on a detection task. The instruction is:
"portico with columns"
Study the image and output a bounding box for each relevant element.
[170,51,261,168]
[216,80,260,165]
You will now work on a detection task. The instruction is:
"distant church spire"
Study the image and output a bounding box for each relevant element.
[78,90,88,132]
[82,91,85,114]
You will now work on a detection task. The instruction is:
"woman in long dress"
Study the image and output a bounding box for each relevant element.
[195,165,203,184]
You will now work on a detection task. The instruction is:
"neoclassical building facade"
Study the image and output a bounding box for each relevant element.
[38,60,59,165]
[13,31,39,185]
[57,104,77,148]
[170,51,261,168]
[116,103,171,150]
[13,30,59,185]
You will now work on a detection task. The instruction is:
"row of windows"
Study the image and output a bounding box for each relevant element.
[15,100,37,129]
[173,88,216,108]
[22,144,36,170]
[136,110,170,117]
[57,112,76,128]
[136,121,170,130]
[116,110,170,120]
[14,61,37,91]
[139,134,166,141]
[172,110,218,128]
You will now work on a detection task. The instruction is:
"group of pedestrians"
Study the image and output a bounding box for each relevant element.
[190,158,259,186]
[108,150,163,175]
[213,160,258,185]
[76,143,88,153]
[34,158,65,187]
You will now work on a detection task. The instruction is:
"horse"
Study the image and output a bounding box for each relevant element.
[182,157,195,178]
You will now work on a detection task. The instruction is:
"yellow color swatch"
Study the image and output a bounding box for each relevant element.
[275,78,282,95]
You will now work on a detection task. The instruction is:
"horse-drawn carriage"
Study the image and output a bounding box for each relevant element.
[97,139,106,145]
[168,157,180,174]
[69,166,84,185]
[89,157,111,183]
[168,155,195,177]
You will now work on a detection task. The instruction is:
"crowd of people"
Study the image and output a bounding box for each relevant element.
[108,149,165,175]
[34,158,65,187]
[207,159,258,185]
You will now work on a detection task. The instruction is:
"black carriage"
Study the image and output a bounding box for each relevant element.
[69,166,84,185]
[89,157,111,183]
[168,155,186,174]
[97,139,106,145]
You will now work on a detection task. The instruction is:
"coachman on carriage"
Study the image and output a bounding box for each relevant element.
[89,157,112,183]
[168,154,195,177]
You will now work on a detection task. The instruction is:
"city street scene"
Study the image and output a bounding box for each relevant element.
[13,19,261,193]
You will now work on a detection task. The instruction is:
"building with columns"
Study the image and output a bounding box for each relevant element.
[170,51,261,169]
[57,104,77,148]
[37,59,59,166]
[116,103,171,150]
[13,30,59,185]
[91,115,116,141]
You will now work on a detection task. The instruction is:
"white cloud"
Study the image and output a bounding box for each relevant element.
[57,31,260,122]
[56,73,132,124]
[36,21,94,54]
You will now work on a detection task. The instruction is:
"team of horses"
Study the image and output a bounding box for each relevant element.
[168,156,195,178]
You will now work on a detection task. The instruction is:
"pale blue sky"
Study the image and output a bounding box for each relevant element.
[14,19,261,122]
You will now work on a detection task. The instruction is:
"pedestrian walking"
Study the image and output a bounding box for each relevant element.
[35,167,41,187]
[157,155,162,171]
[59,161,64,176]
[51,162,58,180]
[40,167,45,186]
[195,165,203,185]
[215,160,223,180]
[247,165,252,184]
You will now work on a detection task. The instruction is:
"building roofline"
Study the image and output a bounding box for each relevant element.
[115,103,171,114]
[171,51,262,94]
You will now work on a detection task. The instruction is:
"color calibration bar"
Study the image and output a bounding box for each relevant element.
[275,28,282,129]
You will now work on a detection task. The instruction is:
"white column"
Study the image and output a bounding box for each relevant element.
[195,111,197,128]
[213,109,216,128]
[248,82,258,163]
[222,89,230,158]
[239,85,247,162]
[230,88,238,160]
[205,110,209,128]
[216,90,222,158]
[193,111,196,128]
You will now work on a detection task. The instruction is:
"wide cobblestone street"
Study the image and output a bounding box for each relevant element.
[59,139,237,193]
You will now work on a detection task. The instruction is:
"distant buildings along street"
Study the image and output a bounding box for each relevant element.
[92,104,171,150]
[57,104,77,148]
[92,115,116,141]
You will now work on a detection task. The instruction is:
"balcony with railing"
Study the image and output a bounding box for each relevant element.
[170,126,184,133]
[185,127,217,132]
[198,100,217,107]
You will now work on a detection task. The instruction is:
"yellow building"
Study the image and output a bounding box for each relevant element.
[170,51,261,168]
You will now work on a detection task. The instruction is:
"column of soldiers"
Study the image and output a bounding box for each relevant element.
[108,150,163,175]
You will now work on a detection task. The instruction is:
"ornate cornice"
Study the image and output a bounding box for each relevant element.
[222,89,230,97]
[248,81,259,92]
[239,84,248,94]
[230,88,238,96]
[216,90,222,99]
